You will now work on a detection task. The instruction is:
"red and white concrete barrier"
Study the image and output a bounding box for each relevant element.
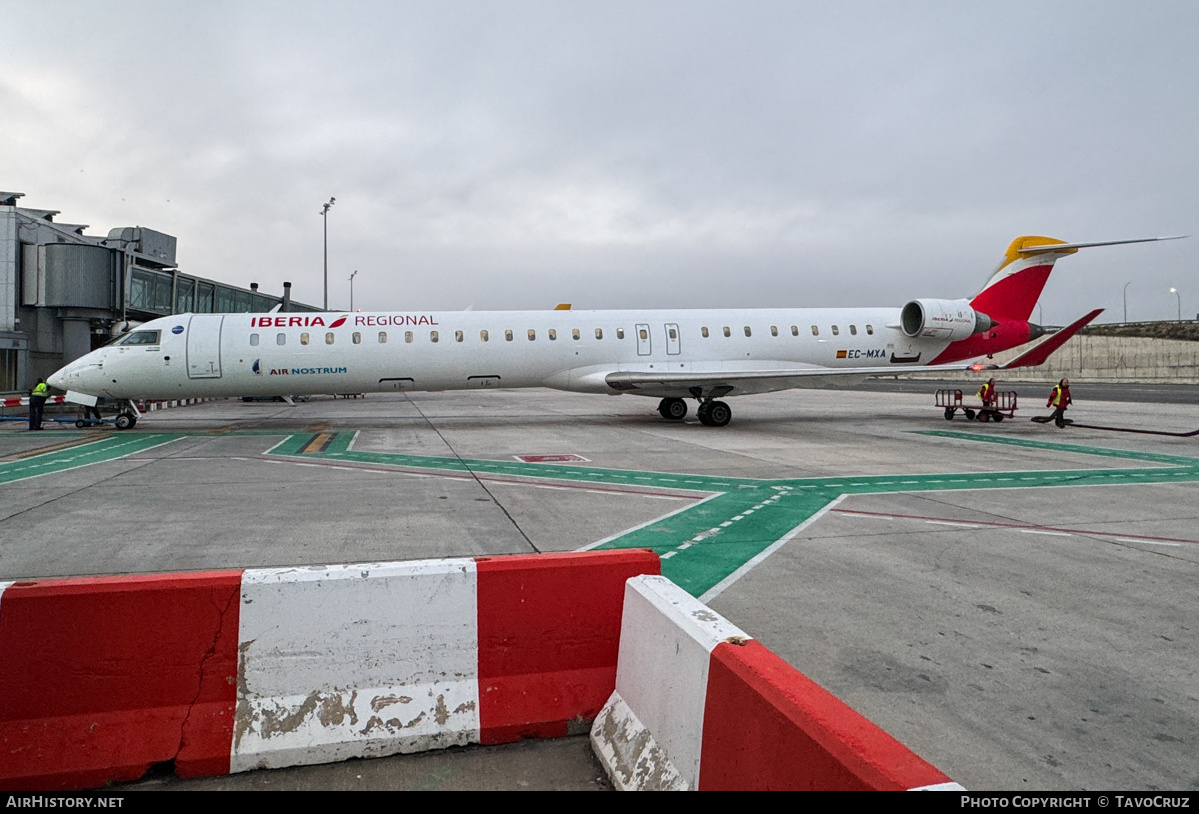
[0,549,659,790]
[590,575,962,791]
[1,395,69,408]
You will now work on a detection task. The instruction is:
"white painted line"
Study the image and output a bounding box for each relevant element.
[699,494,849,604]
[261,436,295,456]
[661,551,677,559]
[578,492,723,551]
[1116,538,1183,547]
[925,520,983,528]
[1016,529,1072,537]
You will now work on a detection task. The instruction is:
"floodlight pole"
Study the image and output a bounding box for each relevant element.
[321,197,336,311]
[1170,287,1181,322]
[1123,281,1131,323]
[349,269,358,312]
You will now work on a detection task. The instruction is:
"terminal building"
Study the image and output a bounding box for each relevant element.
[1,192,317,393]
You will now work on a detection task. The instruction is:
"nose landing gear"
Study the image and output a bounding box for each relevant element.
[114,399,140,430]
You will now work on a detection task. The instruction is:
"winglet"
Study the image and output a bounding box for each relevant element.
[1000,309,1104,369]
[555,303,572,310]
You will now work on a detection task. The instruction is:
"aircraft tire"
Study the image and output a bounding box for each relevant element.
[115,413,136,430]
[658,398,688,420]
[704,401,732,427]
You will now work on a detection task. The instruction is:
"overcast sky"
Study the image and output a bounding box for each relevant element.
[4,1,1197,324]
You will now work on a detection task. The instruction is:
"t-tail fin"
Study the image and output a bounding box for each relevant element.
[970,235,1185,323]
[969,236,1072,322]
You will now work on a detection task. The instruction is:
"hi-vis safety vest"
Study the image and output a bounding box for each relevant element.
[1050,386,1066,406]
[977,384,993,401]
[31,382,48,398]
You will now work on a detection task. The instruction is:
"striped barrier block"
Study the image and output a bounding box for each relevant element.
[1,395,69,408]
[0,549,658,790]
[590,575,962,791]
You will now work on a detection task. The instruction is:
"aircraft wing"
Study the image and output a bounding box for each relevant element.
[604,361,992,394]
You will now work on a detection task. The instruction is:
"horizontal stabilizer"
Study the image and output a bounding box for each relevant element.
[1000,309,1103,369]
[1018,236,1186,256]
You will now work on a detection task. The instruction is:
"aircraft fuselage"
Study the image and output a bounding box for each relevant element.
[52,306,987,402]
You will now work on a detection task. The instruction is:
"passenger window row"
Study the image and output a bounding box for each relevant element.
[249,328,633,346]
[249,323,875,347]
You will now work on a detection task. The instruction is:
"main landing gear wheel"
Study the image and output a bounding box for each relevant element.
[697,400,732,427]
[658,398,688,420]
[115,413,137,430]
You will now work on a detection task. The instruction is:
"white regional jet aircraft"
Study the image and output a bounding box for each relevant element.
[49,235,1177,429]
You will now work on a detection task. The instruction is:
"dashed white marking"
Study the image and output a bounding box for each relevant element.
[1116,538,1183,547]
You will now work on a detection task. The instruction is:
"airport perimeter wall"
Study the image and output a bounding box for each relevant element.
[909,335,1199,384]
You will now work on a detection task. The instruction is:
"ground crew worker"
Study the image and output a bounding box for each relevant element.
[82,399,103,424]
[977,378,997,420]
[1046,378,1072,428]
[28,378,49,431]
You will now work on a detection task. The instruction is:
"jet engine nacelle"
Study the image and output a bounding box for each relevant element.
[900,299,995,342]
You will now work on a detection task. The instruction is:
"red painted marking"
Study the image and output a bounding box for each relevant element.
[474,550,659,744]
[267,456,700,499]
[514,454,590,463]
[832,508,1199,546]
[699,640,951,790]
[0,571,243,790]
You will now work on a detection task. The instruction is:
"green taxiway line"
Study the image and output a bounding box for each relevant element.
[274,430,1199,598]
[273,432,754,493]
[915,429,1199,467]
[5,428,1194,598]
[0,434,179,485]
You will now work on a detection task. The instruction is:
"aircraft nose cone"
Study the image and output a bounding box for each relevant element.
[48,367,69,391]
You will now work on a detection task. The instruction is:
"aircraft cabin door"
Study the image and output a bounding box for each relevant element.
[636,323,651,356]
[187,315,224,379]
[665,323,680,355]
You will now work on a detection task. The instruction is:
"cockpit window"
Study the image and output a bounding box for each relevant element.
[114,330,161,346]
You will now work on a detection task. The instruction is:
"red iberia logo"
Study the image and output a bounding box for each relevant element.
[251,315,349,328]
